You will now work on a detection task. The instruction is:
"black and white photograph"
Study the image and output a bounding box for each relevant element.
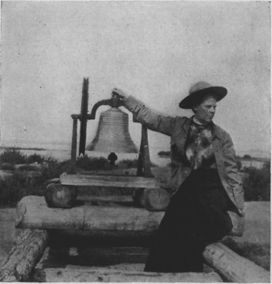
[0,1,270,282]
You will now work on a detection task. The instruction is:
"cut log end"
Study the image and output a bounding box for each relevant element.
[45,184,77,208]
[140,188,170,211]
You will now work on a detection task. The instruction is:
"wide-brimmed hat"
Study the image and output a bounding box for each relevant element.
[179,81,227,109]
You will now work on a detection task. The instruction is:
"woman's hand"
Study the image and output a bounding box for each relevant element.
[112,88,129,101]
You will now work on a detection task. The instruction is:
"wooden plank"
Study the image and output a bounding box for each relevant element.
[0,229,48,282]
[32,267,223,282]
[60,173,160,189]
[203,242,270,283]
[77,194,132,203]
[78,168,138,176]
[16,196,163,231]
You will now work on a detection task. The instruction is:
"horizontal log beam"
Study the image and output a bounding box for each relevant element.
[15,196,255,239]
[16,196,164,231]
[32,267,222,282]
[0,229,48,282]
[60,173,160,189]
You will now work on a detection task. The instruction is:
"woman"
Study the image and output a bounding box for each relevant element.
[113,81,244,273]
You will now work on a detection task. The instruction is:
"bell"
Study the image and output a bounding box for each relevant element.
[86,107,138,153]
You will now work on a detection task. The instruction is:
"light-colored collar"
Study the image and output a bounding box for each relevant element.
[192,116,212,127]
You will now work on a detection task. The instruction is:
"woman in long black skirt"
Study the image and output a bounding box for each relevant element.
[113,81,244,272]
[145,169,234,272]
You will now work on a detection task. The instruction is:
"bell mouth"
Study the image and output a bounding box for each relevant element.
[86,107,138,154]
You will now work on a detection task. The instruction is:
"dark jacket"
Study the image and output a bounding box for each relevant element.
[124,95,244,217]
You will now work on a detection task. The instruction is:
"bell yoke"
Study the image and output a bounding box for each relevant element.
[69,78,153,178]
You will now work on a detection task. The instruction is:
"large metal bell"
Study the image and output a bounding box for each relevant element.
[86,107,138,153]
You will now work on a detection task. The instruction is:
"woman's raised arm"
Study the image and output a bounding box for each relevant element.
[112,88,176,136]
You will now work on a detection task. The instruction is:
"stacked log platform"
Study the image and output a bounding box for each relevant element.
[6,196,270,282]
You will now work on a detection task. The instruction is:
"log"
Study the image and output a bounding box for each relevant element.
[35,246,50,270]
[203,242,270,283]
[60,173,160,189]
[45,183,77,208]
[32,267,222,282]
[16,196,247,236]
[63,263,215,273]
[16,196,164,231]
[140,188,170,211]
[0,229,48,282]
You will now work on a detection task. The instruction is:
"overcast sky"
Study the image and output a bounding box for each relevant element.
[1,1,270,155]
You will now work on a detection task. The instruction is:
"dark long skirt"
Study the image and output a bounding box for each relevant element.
[144,169,234,272]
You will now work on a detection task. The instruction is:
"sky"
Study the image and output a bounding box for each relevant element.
[1,1,271,156]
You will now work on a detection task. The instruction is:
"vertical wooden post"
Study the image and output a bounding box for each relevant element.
[137,141,144,176]
[71,115,78,163]
[142,126,153,177]
[137,125,152,177]
[79,78,89,156]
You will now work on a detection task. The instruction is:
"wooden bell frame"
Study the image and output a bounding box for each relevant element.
[70,78,153,177]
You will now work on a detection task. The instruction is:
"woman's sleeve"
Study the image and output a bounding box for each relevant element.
[123,95,176,136]
[222,133,245,215]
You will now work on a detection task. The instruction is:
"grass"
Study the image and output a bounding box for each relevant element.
[0,150,73,206]
[0,150,145,206]
[0,149,28,164]
[0,149,48,167]
[243,163,270,201]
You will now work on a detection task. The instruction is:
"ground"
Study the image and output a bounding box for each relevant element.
[223,201,270,270]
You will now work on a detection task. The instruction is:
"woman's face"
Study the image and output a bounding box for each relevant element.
[194,96,217,123]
